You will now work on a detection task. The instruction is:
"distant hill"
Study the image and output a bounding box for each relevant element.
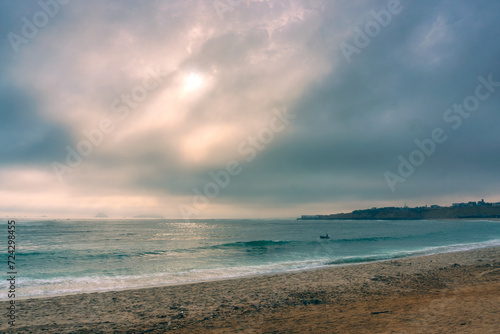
[299,200,500,220]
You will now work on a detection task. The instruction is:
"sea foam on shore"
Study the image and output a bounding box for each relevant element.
[1,219,499,299]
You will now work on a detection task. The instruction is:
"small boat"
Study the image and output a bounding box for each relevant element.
[319,234,329,239]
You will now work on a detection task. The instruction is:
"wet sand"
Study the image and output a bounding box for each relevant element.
[1,247,499,333]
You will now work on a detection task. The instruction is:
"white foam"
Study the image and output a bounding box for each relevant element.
[1,239,499,300]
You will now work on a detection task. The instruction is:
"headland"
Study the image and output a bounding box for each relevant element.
[299,199,500,220]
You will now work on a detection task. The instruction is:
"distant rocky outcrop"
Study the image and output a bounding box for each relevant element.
[132,214,164,219]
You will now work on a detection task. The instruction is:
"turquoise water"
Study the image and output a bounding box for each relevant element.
[1,219,499,299]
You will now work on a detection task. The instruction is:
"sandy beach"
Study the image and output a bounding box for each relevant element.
[2,246,499,333]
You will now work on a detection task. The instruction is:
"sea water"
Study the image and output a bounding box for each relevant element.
[1,218,499,299]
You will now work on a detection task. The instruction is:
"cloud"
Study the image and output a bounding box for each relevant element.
[1,0,500,218]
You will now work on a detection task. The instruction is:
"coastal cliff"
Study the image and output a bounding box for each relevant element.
[299,201,500,220]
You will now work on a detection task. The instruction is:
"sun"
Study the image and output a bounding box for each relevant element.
[183,72,203,92]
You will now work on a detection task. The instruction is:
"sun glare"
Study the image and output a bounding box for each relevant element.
[183,72,203,92]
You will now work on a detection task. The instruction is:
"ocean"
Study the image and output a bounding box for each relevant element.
[2,218,500,299]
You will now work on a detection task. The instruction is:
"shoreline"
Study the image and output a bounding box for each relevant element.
[8,239,500,302]
[2,246,499,333]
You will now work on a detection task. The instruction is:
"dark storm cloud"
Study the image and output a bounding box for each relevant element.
[0,85,73,165]
[176,0,500,210]
[0,1,75,168]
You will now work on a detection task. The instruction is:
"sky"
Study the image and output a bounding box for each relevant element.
[1,0,500,219]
